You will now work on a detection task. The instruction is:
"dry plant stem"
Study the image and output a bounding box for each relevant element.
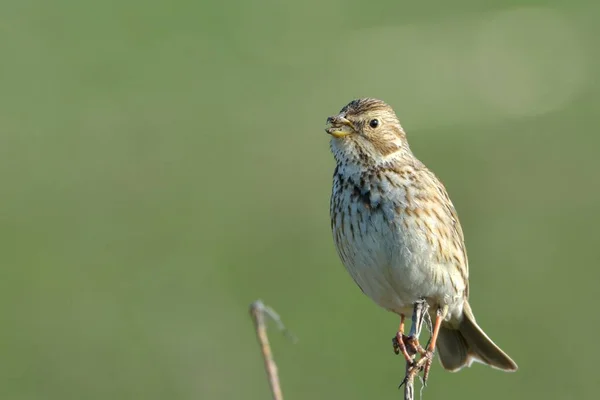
[249,300,285,400]
[249,297,429,400]
[403,300,430,400]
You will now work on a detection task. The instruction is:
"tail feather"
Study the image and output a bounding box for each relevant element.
[436,302,518,372]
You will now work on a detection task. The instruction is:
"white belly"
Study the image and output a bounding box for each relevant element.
[330,174,465,317]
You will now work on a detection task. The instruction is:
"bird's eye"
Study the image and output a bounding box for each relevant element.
[369,119,380,128]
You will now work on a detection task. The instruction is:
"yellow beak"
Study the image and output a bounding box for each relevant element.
[325,116,355,138]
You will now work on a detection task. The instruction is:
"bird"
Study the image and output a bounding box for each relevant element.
[325,98,518,381]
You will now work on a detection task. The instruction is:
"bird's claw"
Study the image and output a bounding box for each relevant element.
[393,334,426,359]
[398,349,435,389]
[393,333,422,361]
[392,334,407,356]
[398,375,409,389]
[421,350,434,384]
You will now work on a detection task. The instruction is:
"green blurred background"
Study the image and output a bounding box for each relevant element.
[1,0,599,399]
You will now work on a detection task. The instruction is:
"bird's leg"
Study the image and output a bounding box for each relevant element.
[413,305,449,385]
[392,314,415,362]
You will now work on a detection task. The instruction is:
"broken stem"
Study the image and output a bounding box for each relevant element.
[249,300,294,400]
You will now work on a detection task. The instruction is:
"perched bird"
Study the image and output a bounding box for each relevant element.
[326,98,517,378]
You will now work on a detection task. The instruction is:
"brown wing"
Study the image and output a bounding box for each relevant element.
[427,169,470,298]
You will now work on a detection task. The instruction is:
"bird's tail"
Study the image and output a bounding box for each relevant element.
[436,301,518,372]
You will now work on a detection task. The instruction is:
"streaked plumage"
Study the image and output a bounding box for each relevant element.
[326,98,517,372]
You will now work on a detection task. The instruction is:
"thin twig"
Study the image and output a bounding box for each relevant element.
[403,300,430,400]
[249,300,295,400]
[249,298,429,400]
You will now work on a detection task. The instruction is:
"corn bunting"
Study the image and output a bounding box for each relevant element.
[326,98,517,381]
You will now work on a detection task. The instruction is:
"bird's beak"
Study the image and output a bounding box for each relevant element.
[325,116,355,138]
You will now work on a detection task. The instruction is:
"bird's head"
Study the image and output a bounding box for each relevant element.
[326,98,410,166]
